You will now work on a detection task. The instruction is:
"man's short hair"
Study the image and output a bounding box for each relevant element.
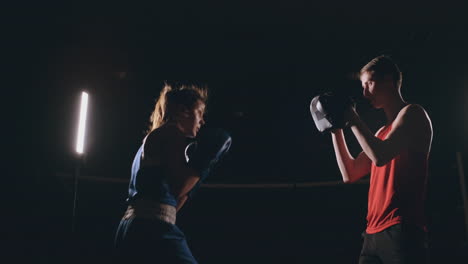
[360,55,402,89]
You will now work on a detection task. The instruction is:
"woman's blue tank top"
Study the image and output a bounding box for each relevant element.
[127,144,177,207]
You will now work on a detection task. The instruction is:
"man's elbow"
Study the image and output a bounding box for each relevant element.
[367,151,388,167]
[373,157,391,167]
[342,178,352,184]
[370,146,393,167]
[342,174,356,184]
[343,177,360,184]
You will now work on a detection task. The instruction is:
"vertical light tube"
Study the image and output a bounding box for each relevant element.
[76,91,89,154]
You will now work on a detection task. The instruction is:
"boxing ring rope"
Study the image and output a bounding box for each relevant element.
[55,172,370,188]
[201,180,370,188]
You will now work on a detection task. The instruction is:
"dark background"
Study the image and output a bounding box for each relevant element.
[3,1,468,263]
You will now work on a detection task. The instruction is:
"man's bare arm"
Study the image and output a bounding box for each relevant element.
[349,104,432,167]
[332,129,372,183]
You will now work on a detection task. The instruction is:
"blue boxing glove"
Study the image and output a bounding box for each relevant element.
[310,92,355,133]
[185,127,232,198]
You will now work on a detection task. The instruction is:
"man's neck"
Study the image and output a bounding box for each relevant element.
[383,96,407,125]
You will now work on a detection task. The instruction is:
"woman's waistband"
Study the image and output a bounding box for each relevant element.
[123,200,176,225]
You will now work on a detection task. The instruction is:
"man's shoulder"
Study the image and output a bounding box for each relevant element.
[402,103,425,112]
[400,104,430,120]
[398,104,432,134]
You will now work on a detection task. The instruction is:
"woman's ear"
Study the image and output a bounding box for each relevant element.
[174,104,190,117]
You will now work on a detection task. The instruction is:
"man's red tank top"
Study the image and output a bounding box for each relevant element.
[366,124,428,234]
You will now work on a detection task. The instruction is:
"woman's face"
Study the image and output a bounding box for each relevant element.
[178,100,206,138]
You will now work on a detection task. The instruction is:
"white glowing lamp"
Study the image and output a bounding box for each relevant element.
[76,91,89,154]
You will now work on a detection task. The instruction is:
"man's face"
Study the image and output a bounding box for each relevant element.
[360,71,392,109]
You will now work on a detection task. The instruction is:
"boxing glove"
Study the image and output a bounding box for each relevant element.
[185,127,232,198]
[310,93,354,133]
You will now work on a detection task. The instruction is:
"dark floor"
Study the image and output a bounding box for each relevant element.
[4,175,467,264]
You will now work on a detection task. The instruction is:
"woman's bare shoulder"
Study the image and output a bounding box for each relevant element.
[146,124,185,148]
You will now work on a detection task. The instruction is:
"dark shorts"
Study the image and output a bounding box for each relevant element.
[359,224,429,264]
[114,217,197,264]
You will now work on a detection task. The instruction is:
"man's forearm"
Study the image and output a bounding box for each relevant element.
[332,130,356,182]
[350,116,385,166]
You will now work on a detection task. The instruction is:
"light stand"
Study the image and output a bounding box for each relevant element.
[72,91,89,233]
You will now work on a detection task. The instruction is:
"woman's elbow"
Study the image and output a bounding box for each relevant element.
[170,185,189,199]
